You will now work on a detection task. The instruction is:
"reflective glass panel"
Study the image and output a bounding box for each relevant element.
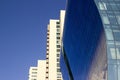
[102,15,110,24]
[108,65,117,80]
[110,48,116,59]
[105,29,114,40]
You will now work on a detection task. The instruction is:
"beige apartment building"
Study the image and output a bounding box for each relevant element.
[29,10,65,80]
[45,10,65,80]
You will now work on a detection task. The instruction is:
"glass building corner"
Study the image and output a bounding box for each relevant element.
[60,0,120,80]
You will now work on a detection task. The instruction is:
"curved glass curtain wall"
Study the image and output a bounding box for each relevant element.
[60,0,108,80]
[60,51,70,80]
[94,0,120,80]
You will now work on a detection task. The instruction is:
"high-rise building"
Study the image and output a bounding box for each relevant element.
[60,0,120,80]
[28,60,46,80]
[28,10,65,80]
[45,10,65,80]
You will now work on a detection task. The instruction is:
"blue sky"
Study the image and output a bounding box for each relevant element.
[0,0,66,80]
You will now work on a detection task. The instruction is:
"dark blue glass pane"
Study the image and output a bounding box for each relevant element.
[60,53,69,80]
[61,0,105,80]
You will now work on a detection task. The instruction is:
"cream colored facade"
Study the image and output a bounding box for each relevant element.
[29,67,38,80]
[60,10,65,39]
[45,10,65,80]
[29,10,65,80]
[37,60,46,80]
[46,19,59,80]
[29,60,46,80]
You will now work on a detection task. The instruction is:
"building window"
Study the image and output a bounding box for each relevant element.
[110,48,116,59]
[116,16,120,24]
[46,53,49,55]
[108,65,117,80]
[57,58,59,62]
[56,33,60,35]
[56,25,60,28]
[57,37,60,39]
[57,54,60,57]
[57,49,60,52]
[102,15,110,24]
[114,31,120,41]
[98,2,107,10]
[108,15,117,25]
[116,48,120,59]
[118,65,120,80]
[57,68,60,72]
[31,75,37,77]
[110,3,118,11]
[32,72,37,74]
[105,29,114,40]
[57,29,60,32]
[57,45,60,48]
[56,22,60,24]
[32,69,37,70]
[47,49,49,51]
[57,74,61,78]
[46,62,49,64]
[111,25,119,29]
[57,63,60,67]
[57,41,60,44]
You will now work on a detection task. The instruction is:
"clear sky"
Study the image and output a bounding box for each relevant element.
[0,0,66,80]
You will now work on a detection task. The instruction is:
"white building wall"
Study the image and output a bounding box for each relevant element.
[37,60,46,80]
[60,10,65,39]
[46,10,65,80]
[48,19,59,80]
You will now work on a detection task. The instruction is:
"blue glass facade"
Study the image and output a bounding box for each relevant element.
[94,0,120,80]
[60,0,120,80]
